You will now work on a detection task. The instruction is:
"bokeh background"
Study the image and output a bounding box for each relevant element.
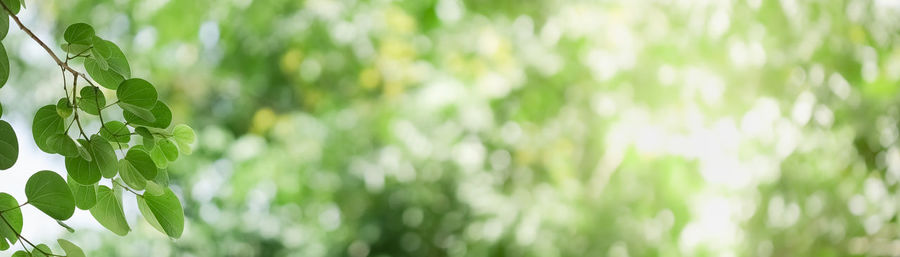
[1,0,900,256]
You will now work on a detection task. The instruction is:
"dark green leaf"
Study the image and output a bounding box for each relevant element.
[1,0,20,15]
[0,193,22,250]
[65,155,100,185]
[46,134,78,157]
[89,185,130,236]
[125,148,157,180]
[25,170,76,220]
[89,135,118,178]
[135,126,155,149]
[0,42,8,88]
[0,120,17,170]
[117,78,157,110]
[63,23,95,45]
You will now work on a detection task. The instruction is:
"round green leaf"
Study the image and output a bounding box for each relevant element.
[138,188,183,238]
[135,126,155,149]
[10,251,27,257]
[32,243,53,257]
[58,239,86,257]
[99,121,130,144]
[159,138,179,161]
[125,148,157,180]
[61,43,91,55]
[56,98,73,118]
[92,38,130,78]
[65,155,100,185]
[63,23,95,45]
[46,134,78,157]
[85,57,124,90]
[124,101,171,128]
[118,158,146,190]
[173,124,195,155]
[0,42,9,88]
[1,0,21,14]
[25,170,76,220]
[117,78,158,110]
[78,86,106,115]
[149,145,169,169]
[67,175,96,210]
[89,135,118,178]
[89,185,130,236]
[32,105,65,153]
[0,120,17,170]
[0,193,22,250]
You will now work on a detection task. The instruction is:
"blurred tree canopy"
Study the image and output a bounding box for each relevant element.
[3,0,900,256]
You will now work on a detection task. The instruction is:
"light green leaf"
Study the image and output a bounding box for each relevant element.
[68,175,95,210]
[92,38,130,78]
[99,121,130,144]
[89,185,129,236]
[144,180,165,196]
[56,220,74,233]
[46,134,78,157]
[89,135,118,178]
[0,120,17,170]
[78,86,105,115]
[56,98,73,118]
[0,193,22,250]
[138,188,183,238]
[32,105,65,153]
[32,243,52,257]
[84,57,124,90]
[125,148,157,180]
[121,104,156,122]
[25,170,76,220]
[117,78,158,110]
[58,239,85,257]
[63,23,94,45]
[123,100,170,128]
[61,43,91,55]
[10,250,27,257]
[159,138,179,161]
[172,124,195,155]
[118,158,146,190]
[149,145,168,169]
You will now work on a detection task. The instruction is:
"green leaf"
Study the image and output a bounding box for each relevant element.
[117,78,157,111]
[135,126,155,149]
[154,168,169,187]
[61,43,91,55]
[58,239,85,257]
[68,175,96,210]
[144,180,165,196]
[85,57,124,90]
[173,124,196,155]
[149,145,168,169]
[118,158,146,190]
[63,23,95,45]
[138,188,183,238]
[159,138,179,161]
[75,142,91,162]
[56,98,73,118]
[65,155,100,185]
[99,120,130,144]
[1,0,20,15]
[56,220,75,233]
[32,105,65,153]
[0,8,7,40]
[124,100,171,128]
[0,193,22,250]
[78,86,106,115]
[92,38,131,78]
[25,170,76,220]
[89,185,130,236]
[89,135,118,178]
[0,42,9,88]
[46,134,78,157]
[32,243,53,257]
[10,251,27,257]
[125,148,157,180]
[0,120,17,170]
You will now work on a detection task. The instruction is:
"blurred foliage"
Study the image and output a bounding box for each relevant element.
[4,0,900,256]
